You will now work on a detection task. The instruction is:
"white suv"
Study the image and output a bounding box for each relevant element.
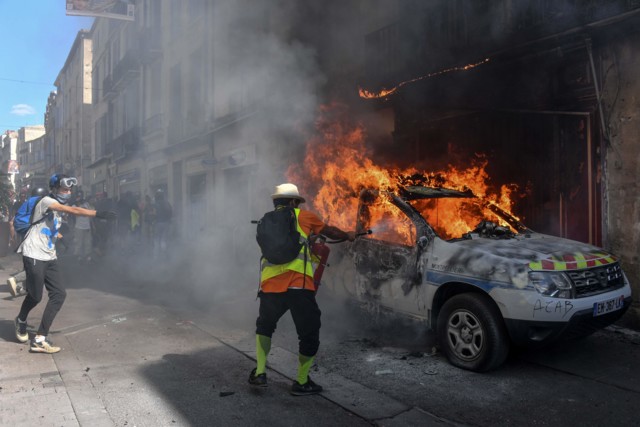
[325,186,632,372]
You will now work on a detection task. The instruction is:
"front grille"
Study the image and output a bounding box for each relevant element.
[568,262,625,298]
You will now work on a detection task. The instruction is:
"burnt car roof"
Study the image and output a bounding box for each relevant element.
[400,185,475,200]
[394,185,530,234]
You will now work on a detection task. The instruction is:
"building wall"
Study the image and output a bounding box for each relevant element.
[88,18,111,195]
[602,32,640,327]
[78,0,371,241]
[1,131,18,190]
[89,16,140,197]
[44,91,58,176]
[80,37,93,185]
[52,29,93,197]
[17,125,45,182]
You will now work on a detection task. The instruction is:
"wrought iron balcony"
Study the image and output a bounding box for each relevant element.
[143,113,164,137]
[112,126,141,160]
[167,119,185,144]
[139,27,163,64]
[102,76,116,101]
[112,49,141,91]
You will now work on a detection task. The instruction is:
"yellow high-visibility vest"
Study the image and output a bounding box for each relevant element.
[260,208,313,289]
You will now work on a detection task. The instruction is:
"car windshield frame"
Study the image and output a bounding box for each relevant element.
[399,185,532,236]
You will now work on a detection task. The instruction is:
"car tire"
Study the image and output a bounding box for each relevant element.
[437,293,509,372]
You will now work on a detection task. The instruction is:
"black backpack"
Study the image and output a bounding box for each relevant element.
[256,207,304,264]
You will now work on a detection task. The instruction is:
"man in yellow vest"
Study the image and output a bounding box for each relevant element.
[249,183,355,395]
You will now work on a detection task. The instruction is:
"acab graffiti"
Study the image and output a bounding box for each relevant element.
[533,299,574,318]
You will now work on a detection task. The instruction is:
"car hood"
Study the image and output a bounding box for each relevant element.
[450,232,618,271]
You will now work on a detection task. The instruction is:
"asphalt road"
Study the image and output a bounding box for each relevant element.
[1,252,639,426]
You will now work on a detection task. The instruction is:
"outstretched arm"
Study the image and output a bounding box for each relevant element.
[48,202,116,220]
[49,202,96,217]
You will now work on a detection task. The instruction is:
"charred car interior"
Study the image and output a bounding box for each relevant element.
[326,185,631,372]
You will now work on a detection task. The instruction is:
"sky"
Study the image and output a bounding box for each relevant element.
[0,0,93,132]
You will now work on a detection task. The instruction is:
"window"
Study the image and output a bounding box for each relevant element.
[112,36,121,65]
[360,192,416,246]
[170,1,181,37]
[124,77,140,131]
[152,0,161,27]
[93,65,100,100]
[170,64,182,118]
[188,0,205,22]
[147,61,162,117]
[187,47,203,126]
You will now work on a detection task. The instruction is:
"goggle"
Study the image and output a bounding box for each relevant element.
[59,177,78,188]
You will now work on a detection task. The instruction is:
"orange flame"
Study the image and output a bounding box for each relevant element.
[289,103,520,244]
[359,58,490,100]
[358,87,398,99]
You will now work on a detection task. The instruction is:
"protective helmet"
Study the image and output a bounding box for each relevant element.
[271,183,305,203]
[49,174,78,189]
[155,188,165,200]
[31,187,47,197]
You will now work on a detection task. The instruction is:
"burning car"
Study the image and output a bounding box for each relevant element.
[327,185,632,372]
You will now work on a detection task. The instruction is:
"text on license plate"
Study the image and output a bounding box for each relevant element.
[593,295,625,317]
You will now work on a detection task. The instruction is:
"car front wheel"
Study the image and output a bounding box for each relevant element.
[437,293,509,372]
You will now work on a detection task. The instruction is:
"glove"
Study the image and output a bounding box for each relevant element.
[95,210,117,220]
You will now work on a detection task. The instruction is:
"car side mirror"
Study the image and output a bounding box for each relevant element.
[417,236,429,250]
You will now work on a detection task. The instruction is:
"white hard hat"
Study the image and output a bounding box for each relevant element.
[271,183,305,203]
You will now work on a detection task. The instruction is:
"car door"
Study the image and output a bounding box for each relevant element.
[352,190,425,309]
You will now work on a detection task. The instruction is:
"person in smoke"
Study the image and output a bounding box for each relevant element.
[93,191,114,256]
[72,190,94,262]
[116,192,133,250]
[151,188,172,257]
[14,174,116,353]
[249,183,355,395]
[142,194,154,246]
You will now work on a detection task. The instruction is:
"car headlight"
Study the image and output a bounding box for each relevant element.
[528,271,573,298]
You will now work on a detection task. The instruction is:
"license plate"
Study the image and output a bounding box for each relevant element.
[593,295,625,317]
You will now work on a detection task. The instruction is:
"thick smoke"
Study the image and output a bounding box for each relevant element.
[93,1,338,330]
[68,1,455,348]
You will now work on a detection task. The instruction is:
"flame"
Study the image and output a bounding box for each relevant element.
[289,103,520,244]
[359,58,490,100]
[358,87,398,99]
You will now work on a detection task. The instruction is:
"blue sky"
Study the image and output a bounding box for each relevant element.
[0,1,93,132]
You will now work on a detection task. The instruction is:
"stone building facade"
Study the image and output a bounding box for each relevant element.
[602,31,640,326]
[52,29,93,187]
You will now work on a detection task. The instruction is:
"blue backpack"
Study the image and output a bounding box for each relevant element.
[13,196,45,236]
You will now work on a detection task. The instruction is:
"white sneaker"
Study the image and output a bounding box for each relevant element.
[30,337,61,354]
[7,277,18,297]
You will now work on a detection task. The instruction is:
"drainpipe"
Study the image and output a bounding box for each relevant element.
[584,38,610,143]
[584,37,610,247]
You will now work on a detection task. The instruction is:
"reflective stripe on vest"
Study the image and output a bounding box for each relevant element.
[260,208,314,287]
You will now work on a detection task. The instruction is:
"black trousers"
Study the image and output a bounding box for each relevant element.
[256,289,321,357]
[18,257,66,336]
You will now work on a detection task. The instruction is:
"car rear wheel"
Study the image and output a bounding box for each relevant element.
[437,293,509,372]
